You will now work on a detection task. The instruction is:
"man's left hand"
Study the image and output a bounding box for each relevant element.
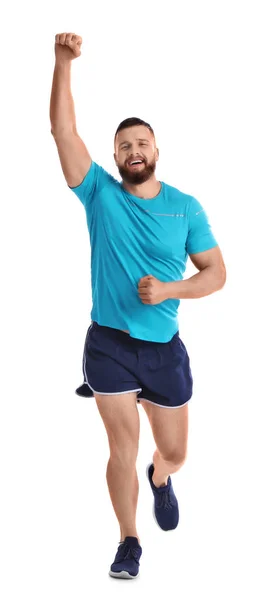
[138,275,170,305]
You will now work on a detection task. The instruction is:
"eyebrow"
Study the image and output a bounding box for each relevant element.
[119,138,149,148]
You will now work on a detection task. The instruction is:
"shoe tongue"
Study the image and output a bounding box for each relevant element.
[124,536,139,545]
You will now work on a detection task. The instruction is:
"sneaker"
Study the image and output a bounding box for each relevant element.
[146,463,179,531]
[109,536,142,579]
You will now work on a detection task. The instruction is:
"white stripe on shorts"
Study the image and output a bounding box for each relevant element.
[138,397,191,409]
[86,380,142,396]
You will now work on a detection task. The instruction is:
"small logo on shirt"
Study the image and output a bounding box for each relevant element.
[144,210,185,217]
[127,200,185,218]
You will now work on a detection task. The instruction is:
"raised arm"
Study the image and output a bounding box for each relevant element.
[50,33,92,188]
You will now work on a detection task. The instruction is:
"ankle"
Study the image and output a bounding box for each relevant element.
[152,451,169,487]
[120,532,140,545]
[152,474,168,487]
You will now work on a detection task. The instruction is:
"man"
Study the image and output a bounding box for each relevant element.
[50,32,226,580]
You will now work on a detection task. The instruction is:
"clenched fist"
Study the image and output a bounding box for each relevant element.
[138,275,170,305]
[55,32,82,62]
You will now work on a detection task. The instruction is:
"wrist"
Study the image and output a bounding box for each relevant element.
[165,281,177,300]
[55,59,72,69]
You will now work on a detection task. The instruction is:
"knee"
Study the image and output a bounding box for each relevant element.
[159,447,187,468]
[109,437,139,466]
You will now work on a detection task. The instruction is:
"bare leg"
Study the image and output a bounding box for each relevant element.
[152,448,185,487]
[95,392,141,544]
[106,457,140,542]
[140,401,189,487]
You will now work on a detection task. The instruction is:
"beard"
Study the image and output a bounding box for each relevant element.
[117,158,157,185]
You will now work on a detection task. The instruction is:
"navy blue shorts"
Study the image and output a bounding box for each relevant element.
[76,321,193,409]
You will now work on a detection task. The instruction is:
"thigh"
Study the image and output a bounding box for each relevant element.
[95,392,140,457]
[140,400,188,462]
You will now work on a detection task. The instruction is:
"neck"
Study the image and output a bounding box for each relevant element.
[122,176,161,200]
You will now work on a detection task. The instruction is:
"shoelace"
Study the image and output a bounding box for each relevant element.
[156,490,174,510]
[115,541,140,564]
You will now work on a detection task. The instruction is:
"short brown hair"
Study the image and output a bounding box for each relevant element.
[114,117,155,143]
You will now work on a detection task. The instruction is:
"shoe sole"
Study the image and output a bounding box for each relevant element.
[146,463,178,532]
[109,570,139,579]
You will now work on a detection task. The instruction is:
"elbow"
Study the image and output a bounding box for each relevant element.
[217,267,227,290]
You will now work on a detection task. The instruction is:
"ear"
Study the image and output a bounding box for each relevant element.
[113,152,118,165]
[156,147,159,161]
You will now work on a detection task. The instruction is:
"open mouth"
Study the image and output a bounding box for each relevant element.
[128,160,145,169]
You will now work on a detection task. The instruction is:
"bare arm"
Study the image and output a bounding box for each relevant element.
[167,246,226,299]
[50,33,92,188]
[50,60,77,136]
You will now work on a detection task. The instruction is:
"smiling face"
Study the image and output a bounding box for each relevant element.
[114,125,159,185]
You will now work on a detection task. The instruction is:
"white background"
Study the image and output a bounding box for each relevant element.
[1,0,267,597]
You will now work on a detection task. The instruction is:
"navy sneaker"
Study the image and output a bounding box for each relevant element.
[109,536,142,579]
[146,463,179,531]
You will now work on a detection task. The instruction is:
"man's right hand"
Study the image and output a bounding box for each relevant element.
[55,32,82,62]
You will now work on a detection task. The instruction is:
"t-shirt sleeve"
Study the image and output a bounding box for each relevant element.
[68,161,115,207]
[186,196,218,255]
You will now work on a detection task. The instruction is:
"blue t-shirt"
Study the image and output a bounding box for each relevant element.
[69,161,218,342]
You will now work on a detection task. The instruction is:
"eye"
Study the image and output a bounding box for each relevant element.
[121,143,147,150]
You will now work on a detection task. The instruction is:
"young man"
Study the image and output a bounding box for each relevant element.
[50,32,226,580]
